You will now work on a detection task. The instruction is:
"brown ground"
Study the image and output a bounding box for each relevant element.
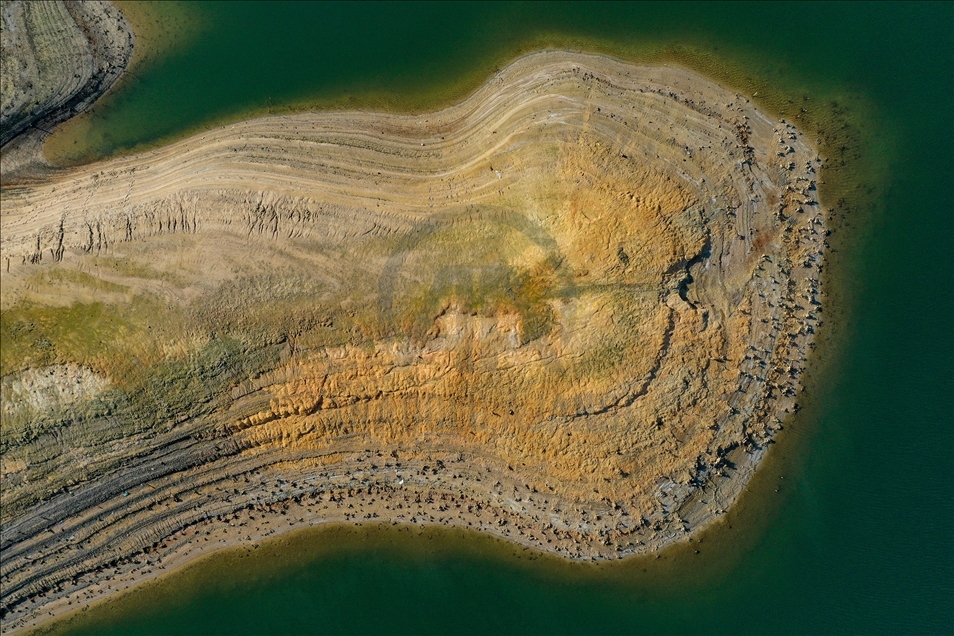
[0,50,825,633]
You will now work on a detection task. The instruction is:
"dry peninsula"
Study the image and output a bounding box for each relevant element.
[0,43,826,632]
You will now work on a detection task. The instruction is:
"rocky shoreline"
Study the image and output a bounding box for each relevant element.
[0,49,825,633]
[0,0,133,179]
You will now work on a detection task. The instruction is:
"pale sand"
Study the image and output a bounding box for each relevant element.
[0,50,826,633]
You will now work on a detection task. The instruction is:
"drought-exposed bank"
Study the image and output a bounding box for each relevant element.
[0,50,825,633]
[0,0,133,178]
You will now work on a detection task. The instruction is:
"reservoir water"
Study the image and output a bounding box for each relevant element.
[35,2,953,634]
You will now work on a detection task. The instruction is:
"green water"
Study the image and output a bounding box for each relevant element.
[38,2,953,634]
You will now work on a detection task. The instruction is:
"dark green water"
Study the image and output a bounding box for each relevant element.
[40,2,953,634]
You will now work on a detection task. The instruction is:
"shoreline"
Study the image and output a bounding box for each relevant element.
[0,0,134,182]
[1,50,826,634]
[18,443,764,635]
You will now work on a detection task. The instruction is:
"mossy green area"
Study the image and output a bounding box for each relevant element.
[0,299,160,379]
[376,213,564,345]
[0,266,293,516]
[0,282,286,511]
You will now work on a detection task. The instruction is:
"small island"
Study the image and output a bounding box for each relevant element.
[0,6,825,632]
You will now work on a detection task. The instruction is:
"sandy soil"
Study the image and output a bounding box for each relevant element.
[0,49,826,633]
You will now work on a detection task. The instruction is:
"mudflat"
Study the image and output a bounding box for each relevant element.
[0,49,824,632]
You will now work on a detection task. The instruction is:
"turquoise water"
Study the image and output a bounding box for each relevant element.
[41,2,953,634]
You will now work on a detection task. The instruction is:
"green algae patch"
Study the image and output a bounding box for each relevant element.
[0,298,179,381]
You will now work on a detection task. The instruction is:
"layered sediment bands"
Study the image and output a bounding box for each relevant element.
[0,51,826,629]
[0,1,132,159]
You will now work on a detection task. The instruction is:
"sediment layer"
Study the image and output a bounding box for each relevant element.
[0,0,133,172]
[0,51,825,631]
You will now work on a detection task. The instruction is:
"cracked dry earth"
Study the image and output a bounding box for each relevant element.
[0,51,825,630]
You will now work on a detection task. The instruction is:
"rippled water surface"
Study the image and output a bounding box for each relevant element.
[37,2,953,634]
